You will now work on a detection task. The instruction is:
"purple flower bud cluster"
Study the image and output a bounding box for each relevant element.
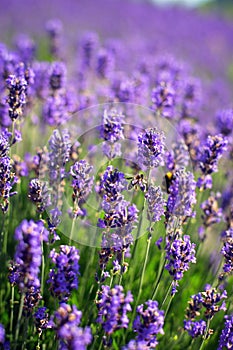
[184,320,206,338]
[200,192,223,231]
[123,340,150,350]
[96,48,115,79]
[33,307,49,336]
[145,185,165,223]
[46,19,63,58]
[218,315,233,350]
[50,303,92,350]
[0,132,18,212]
[198,134,228,189]
[100,109,125,160]
[28,178,50,213]
[219,228,233,280]
[216,109,233,136]
[180,77,202,119]
[151,80,176,118]
[166,167,196,220]
[97,166,127,203]
[185,285,227,338]
[15,34,36,63]
[13,220,48,291]
[80,32,99,70]
[49,62,67,91]
[165,235,196,294]
[0,323,5,344]
[6,63,30,121]
[166,140,189,171]
[138,128,166,169]
[96,285,133,334]
[132,300,164,348]
[47,245,80,301]
[70,160,94,217]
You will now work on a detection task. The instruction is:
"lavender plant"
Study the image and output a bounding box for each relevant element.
[0,1,233,349]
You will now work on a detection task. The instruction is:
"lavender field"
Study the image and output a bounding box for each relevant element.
[0,0,233,349]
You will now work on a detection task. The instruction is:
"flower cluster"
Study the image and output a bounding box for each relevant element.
[70,159,93,217]
[47,245,80,301]
[6,63,28,121]
[166,167,196,220]
[219,228,233,280]
[138,128,166,168]
[33,307,49,336]
[100,109,125,159]
[132,300,164,348]
[96,285,133,334]
[13,220,49,291]
[28,178,50,213]
[185,285,227,338]
[0,132,17,212]
[165,234,196,294]
[50,303,92,350]
[151,80,176,118]
[145,185,165,223]
[198,134,228,189]
[218,314,233,349]
[216,109,233,136]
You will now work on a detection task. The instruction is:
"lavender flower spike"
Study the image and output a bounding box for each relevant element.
[218,315,233,349]
[138,127,166,168]
[96,285,133,334]
[133,300,164,348]
[47,245,80,302]
[145,185,165,223]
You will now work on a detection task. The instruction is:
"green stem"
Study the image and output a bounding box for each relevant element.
[10,286,15,339]
[151,252,166,300]
[199,319,210,350]
[162,281,172,307]
[134,234,152,316]
[69,216,76,245]
[15,292,25,348]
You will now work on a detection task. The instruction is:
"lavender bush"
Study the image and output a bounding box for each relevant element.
[0,0,233,349]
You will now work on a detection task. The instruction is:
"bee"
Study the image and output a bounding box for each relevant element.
[164,171,176,193]
[127,173,147,192]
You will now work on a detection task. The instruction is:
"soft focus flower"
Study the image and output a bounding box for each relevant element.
[133,300,164,348]
[138,128,166,168]
[47,245,80,301]
[218,315,233,349]
[96,285,133,334]
[145,185,165,223]
[50,303,92,350]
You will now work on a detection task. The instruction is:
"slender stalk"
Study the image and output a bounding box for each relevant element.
[69,216,76,245]
[161,281,172,307]
[15,292,25,347]
[134,234,152,316]
[199,319,210,350]
[151,252,166,300]
[10,286,15,339]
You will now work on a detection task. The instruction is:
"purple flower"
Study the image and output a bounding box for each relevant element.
[28,178,51,213]
[14,220,49,291]
[133,300,164,348]
[220,228,233,279]
[0,133,18,212]
[165,235,196,293]
[165,140,189,171]
[96,285,133,334]
[145,185,165,222]
[47,245,80,302]
[0,323,5,344]
[199,134,228,176]
[33,307,49,336]
[218,315,233,349]
[6,63,28,121]
[216,109,233,136]
[96,48,115,79]
[151,80,176,118]
[200,192,223,229]
[184,320,206,338]
[46,19,63,58]
[49,62,67,91]
[99,108,124,159]
[98,166,127,205]
[70,160,93,216]
[138,128,166,168]
[167,167,196,219]
[79,32,99,70]
[50,303,92,350]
